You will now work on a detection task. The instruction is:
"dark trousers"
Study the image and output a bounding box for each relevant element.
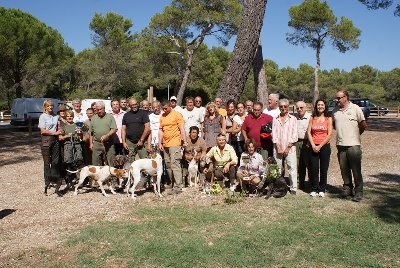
[213,166,236,184]
[337,145,363,196]
[41,136,60,186]
[310,143,331,192]
[296,140,310,188]
[231,140,245,158]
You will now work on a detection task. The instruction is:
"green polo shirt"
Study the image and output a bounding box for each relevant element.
[89,114,117,141]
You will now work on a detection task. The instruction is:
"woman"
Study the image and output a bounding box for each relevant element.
[237,138,266,193]
[203,133,238,191]
[203,102,226,149]
[225,99,236,143]
[231,102,246,158]
[306,99,333,197]
[38,100,63,193]
[59,110,84,164]
[57,104,67,125]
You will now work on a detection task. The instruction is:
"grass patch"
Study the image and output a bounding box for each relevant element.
[40,188,399,267]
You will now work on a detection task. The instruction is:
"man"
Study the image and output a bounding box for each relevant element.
[263,93,280,118]
[245,100,253,114]
[170,96,183,114]
[119,98,129,112]
[181,96,204,137]
[91,102,97,114]
[241,102,273,158]
[159,99,188,194]
[121,98,150,160]
[194,96,206,118]
[272,99,298,195]
[141,100,151,114]
[72,98,88,123]
[214,97,227,117]
[147,100,162,152]
[89,101,117,166]
[111,99,126,155]
[182,126,207,186]
[332,90,367,202]
[295,101,311,190]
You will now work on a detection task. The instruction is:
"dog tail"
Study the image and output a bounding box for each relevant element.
[66,169,80,174]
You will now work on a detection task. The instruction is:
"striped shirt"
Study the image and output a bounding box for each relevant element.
[272,114,298,154]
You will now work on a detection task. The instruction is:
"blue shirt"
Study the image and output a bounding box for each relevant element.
[38,113,59,132]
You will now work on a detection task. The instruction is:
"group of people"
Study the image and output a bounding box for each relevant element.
[38,89,366,202]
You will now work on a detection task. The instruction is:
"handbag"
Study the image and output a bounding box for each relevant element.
[260,121,273,139]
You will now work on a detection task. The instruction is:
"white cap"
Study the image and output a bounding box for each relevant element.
[170,96,177,101]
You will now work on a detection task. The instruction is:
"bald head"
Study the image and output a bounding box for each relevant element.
[296,101,307,117]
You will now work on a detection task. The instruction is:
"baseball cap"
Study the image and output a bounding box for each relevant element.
[170,96,177,101]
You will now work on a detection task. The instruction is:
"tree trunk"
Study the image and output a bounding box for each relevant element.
[253,37,268,108]
[217,0,267,103]
[313,46,321,104]
[176,50,194,105]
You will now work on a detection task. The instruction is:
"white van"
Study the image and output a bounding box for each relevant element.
[10,98,67,126]
[80,99,112,114]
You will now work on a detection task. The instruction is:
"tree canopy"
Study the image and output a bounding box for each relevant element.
[0,7,73,98]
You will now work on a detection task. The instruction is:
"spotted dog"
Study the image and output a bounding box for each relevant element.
[125,151,163,200]
[67,166,126,196]
[187,151,199,187]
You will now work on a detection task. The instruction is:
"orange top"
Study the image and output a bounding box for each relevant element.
[311,117,329,145]
[160,110,184,147]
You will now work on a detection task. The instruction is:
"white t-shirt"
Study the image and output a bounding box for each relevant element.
[173,105,184,114]
[148,112,161,145]
[263,107,280,118]
[232,114,245,141]
[73,110,88,123]
[195,106,206,119]
[181,108,204,136]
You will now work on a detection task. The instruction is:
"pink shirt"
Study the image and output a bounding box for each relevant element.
[272,114,298,154]
[112,109,126,143]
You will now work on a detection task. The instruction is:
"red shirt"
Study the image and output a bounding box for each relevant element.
[241,113,273,148]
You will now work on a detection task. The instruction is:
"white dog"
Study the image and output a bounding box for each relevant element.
[67,166,126,197]
[125,151,163,199]
[187,151,199,187]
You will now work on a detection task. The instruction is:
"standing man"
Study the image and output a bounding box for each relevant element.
[194,96,206,118]
[245,100,253,114]
[263,93,280,118]
[170,96,183,114]
[89,101,117,166]
[272,99,298,195]
[119,98,129,112]
[147,100,162,151]
[111,99,126,155]
[241,101,273,158]
[141,100,151,113]
[72,98,88,123]
[332,90,366,202]
[181,96,204,137]
[295,101,311,190]
[121,98,150,160]
[159,99,188,194]
[214,97,227,117]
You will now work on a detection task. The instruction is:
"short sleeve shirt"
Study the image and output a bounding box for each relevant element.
[122,109,150,143]
[89,114,117,141]
[38,113,58,132]
[332,102,365,146]
[160,110,184,147]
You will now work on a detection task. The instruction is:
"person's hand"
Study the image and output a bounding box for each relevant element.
[223,163,230,173]
[100,134,108,143]
[283,148,290,156]
[159,143,164,152]
[137,140,143,147]
[146,146,152,153]
[123,142,129,151]
[89,143,93,151]
[182,141,188,147]
[313,145,320,153]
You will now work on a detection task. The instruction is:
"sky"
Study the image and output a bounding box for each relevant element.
[2,0,399,72]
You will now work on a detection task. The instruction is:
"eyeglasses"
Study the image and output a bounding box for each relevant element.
[195,100,202,103]
[279,105,288,108]
[336,96,346,101]
[296,107,305,110]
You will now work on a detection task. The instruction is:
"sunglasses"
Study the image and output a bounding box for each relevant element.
[279,105,288,108]
[336,96,346,100]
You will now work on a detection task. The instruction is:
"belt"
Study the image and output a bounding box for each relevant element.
[297,138,307,142]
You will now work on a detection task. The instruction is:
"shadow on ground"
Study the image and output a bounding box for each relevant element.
[366,117,400,132]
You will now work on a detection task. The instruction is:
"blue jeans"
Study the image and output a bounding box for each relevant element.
[337,145,363,196]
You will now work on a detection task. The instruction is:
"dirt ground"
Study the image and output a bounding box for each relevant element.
[0,117,399,266]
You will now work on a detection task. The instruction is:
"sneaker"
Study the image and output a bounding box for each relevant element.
[318,192,325,197]
[309,191,317,197]
[229,183,235,192]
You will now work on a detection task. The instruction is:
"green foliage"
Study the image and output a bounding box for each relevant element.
[0,7,74,99]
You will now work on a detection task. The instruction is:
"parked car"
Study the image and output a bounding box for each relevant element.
[10,98,67,126]
[369,102,389,115]
[327,97,370,118]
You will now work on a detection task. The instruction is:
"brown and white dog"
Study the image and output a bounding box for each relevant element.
[199,155,214,189]
[67,166,126,196]
[125,151,163,199]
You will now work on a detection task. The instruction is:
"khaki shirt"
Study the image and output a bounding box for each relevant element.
[332,102,365,146]
[89,114,117,142]
[296,111,311,140]
[206,144,238,167]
